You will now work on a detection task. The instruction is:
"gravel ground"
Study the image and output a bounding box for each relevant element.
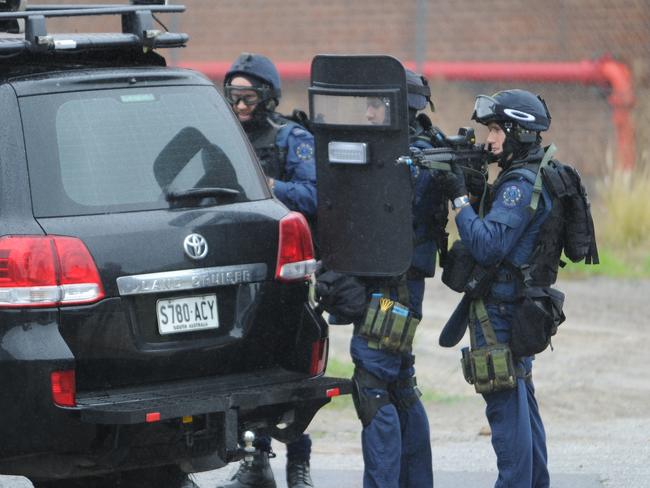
[300,275,650,488]
[1,276,648,487]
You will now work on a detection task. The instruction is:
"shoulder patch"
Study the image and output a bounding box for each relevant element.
[295,141,314,161]
[502,184,523,207]
[291,126,308,137]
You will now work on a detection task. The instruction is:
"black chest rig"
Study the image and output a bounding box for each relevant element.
[442,144,599,394]
[246,115,289,181]
[495,145,599,287]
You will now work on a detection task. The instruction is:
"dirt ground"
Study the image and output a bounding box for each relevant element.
[304,275,650,488]
[1,276,647,488]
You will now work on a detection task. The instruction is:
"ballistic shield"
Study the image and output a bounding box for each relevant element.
[309,55,411,277]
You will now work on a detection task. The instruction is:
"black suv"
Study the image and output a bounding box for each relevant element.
[0,2,349,486]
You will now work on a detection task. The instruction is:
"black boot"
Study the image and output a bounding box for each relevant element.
[217,451,277,488]
[286,459,314,488]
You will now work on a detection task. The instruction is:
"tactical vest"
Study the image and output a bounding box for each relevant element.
[248,111,312,182]
[247,116,287,181]
[493,144,599,287]
[442,145,598,379]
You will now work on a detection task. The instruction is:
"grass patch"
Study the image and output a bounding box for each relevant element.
[322,357,466,410]
[325,356,354,378]
[419,388,465,405]
[561,167,650,279]
[596,169,650,249]
[559,248,642,278]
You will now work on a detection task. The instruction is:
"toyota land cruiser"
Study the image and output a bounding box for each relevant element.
[0,2,349,486]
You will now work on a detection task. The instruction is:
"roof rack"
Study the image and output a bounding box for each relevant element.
[0,4,188,55]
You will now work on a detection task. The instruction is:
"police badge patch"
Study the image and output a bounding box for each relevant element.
[295,142,314,161]
[502,185,523,207]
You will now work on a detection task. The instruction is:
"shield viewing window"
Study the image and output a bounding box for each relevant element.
[310,90,400,129]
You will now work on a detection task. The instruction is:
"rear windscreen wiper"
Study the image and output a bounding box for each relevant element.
[165,187,240,202]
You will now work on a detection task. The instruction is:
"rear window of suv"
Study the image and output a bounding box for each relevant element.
[21,85,267,217]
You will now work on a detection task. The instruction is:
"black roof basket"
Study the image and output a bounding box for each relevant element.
[0,3,188,55]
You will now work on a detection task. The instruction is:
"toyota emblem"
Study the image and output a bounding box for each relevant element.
[183,233,208,260]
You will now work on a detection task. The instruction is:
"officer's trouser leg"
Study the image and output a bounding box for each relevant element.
[484,373,549,488]
[393,356,433,488]
[350,336,402,488]
[286,433,311,464]
[362,402,402,488]
[526,381,549,488]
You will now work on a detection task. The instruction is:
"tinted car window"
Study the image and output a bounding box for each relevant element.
[21,85,267,217]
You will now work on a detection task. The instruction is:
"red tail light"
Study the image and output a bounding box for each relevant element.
[0,236,105,308]
[275,212,317,282]
[51,370,76,407]
[309,338,328,376]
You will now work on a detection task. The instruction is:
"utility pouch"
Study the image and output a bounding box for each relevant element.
[441,240,475,293]
[361,293,380,331]
[460,346,474,384]
[465,344,517,394]
[490,346,517,390]
[381,304,409,351]
[359,294,419,353]
[511,286,566,357]
[442,240,497,298]
[398,313,420,354]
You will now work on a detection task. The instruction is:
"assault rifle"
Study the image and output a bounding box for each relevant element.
[397,127,491,196]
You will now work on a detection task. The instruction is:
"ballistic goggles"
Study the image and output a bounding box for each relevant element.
[223,85,273,107]
[472,94,537,125]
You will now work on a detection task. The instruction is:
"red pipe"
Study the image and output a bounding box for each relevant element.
[180,56,636,170]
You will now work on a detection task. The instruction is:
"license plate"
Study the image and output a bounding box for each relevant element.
[156,294,219,335]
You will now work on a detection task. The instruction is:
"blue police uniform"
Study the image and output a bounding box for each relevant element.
[455,162,552,488]
[350,133,440,488]
[408,136,444,317]
[271,123,317,218]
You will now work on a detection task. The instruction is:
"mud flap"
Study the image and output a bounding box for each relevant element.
[267,398,330,444]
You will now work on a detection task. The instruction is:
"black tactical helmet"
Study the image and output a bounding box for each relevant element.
[224,53,282,102]
[472,89,551,133]
[406,69,434,112]
[472,89,551,165]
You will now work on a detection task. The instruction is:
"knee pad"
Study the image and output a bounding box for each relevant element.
[351,367,391,427]
[389,376,422,412]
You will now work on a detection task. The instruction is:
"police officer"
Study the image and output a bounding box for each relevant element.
[223,52,317,219]
[219,53,316,488]
[349,70,444,488]
[440,89,555,487]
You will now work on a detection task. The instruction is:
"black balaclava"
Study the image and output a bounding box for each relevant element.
[497,121,541,170]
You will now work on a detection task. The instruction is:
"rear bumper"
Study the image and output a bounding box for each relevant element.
[73,367,350,425]
[0,369,350,479]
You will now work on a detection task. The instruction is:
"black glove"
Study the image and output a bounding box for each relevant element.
[315,269,367,322]
[441,163,467,200]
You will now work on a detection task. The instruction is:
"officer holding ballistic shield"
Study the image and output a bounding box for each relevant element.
[311,57,443,488]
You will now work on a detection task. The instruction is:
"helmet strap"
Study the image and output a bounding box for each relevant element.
[498,121,531,169]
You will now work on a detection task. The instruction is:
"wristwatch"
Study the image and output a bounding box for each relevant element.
[452,195,470,210]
